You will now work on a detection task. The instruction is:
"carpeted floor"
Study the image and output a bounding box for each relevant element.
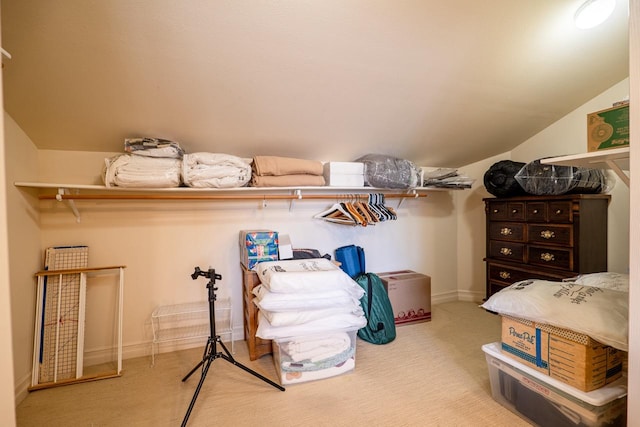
[16,301,532,426]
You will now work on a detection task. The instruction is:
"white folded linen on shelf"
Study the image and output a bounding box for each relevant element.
[182,153,252,188]
[103,154,182,188]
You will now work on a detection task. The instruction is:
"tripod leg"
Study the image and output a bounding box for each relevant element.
[182,341,212,382]
[217,339,285,391]
[181,354,213,427]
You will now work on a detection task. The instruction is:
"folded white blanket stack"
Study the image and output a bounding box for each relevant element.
[103,154,182,188]
[182,153,252,188]
[253,258,366,338]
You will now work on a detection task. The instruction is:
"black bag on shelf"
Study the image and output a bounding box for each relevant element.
[483,160,527,197]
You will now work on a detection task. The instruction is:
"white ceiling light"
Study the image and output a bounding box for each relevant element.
[574,0,616,29]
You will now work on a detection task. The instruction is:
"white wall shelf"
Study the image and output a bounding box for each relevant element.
[14,182,463,222]
[540,147,629,187]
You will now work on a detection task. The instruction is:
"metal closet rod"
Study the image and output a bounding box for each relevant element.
[41,192,427,201]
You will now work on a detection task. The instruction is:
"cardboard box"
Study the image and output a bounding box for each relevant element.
[501,316,625,392]
[377,270,431,325]
[239,230,279,269]
[483,342,627,427]
[323,162,365,187]
[587,103,630,152]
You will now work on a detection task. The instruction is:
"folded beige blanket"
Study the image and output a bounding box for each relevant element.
[253,156,324,176]
[251,174,326,187]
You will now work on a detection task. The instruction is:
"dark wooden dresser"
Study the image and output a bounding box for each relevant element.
[484,194,610,299]
[241,265,273,360]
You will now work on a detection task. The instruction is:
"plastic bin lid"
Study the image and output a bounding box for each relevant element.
[482,342,627,406]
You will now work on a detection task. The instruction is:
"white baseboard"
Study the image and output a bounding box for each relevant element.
[455,290,485,304]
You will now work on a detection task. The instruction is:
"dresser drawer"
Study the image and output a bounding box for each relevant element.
[487,261,576,285]
[488,263,537,284]
[487,201,525,221]
[527,224,573,246]
[548,201,573,223]
[488,241,525,262]
[488,222,525,242]
[526,202,547,222]
[527,245,573,270]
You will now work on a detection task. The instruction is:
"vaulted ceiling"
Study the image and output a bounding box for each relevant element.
[1,0,630,167]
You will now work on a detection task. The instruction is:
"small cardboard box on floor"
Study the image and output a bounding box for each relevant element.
[377,270,431,325]
[501,316,625,392]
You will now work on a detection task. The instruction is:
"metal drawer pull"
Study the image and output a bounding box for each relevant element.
[555,209,562,214]
[512,209,518,214]
[540,230,555,239]
[532,209,539,214]
[540,253,555,262]
[493,209,499,213]
[500,227,513,236]
[499,271,511,279]
[500,247,513,256]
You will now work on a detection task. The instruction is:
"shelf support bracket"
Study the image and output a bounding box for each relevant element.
[397,190,418,208]
[604,160,630,187]
[290,189,303,212]
[56,188,81,223]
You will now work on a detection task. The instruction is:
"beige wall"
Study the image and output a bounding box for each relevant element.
[455,152,510,298]
[1,54,18,427]
[4,113,41,404]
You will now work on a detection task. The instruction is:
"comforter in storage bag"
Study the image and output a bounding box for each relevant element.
[483,160,526,197]
[514,159,607,195]
[355,273,396,345]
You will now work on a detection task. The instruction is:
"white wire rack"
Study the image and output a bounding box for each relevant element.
[150,298,233,365]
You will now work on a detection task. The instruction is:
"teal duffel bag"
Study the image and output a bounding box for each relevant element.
[355,273,396,345]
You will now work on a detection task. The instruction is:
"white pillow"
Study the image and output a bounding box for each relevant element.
[567,272,629,292]
[256,311,366,340]
[259,304,364,327]
[253,258,360,293]
[252,284,363,312]
[481,279,628,351]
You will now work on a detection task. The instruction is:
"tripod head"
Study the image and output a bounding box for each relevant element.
[191,267,222,283]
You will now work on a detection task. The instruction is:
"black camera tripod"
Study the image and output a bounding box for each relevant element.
[181,267,285,426]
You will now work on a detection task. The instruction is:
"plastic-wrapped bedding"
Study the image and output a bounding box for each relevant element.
[514,159,607,196]
[103,154,182,188]
[182,153,252,188]
[483,160,526,197]
[355,154,420,189]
